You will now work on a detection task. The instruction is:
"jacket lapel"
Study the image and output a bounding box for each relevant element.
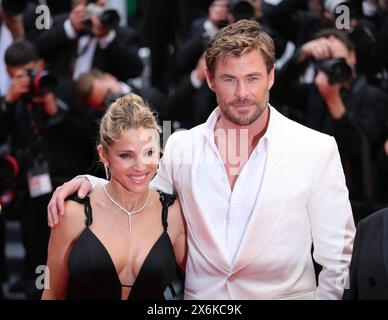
[181,128,231,273]
[185,186,231,272]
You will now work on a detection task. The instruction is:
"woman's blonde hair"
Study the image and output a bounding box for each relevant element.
[99,93,161,150]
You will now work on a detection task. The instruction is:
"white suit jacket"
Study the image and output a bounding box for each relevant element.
[152,106,355,300]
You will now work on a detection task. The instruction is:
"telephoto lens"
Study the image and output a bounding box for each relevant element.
[86,3,120,29]
[230,0,255,21]
[315,58,352,84]
[28,70,58,96]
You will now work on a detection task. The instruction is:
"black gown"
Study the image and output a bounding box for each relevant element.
[64,191,178,300]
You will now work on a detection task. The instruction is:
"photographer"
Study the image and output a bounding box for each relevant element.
[0,39,95,298]
[0,0,30,98]
[264,0,377,76]
[0,2,27,292]
[173,1,282,127]
[30,0,143,106]
[175,0,232,74]
[166,53,217,128]
[75,69,167,121]
[275,29,388,222]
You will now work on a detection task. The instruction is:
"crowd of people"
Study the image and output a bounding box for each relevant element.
[0,0,388,300]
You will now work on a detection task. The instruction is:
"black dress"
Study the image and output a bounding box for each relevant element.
[64,191,178,300]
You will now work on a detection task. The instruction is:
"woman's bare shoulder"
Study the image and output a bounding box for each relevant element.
[64,195,88,218]
[54,195,89,239]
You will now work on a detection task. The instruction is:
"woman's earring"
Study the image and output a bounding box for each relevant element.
[104,163,111,180]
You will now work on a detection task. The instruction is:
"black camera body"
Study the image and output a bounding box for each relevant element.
[27,70,58,96]
[229,0,255,21]
[315,58,352,84]
[85,3,120,29]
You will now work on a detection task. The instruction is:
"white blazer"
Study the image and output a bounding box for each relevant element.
[153,106,355,300]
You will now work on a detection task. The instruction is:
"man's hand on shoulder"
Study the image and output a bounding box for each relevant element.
[47,177,92,228]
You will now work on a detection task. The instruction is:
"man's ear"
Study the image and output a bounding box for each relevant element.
[204,68,215,92]
[268,63,275,90]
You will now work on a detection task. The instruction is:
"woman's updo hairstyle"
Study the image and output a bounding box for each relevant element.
[99,93,161,150]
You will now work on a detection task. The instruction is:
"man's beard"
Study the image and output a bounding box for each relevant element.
[219,97,268,126]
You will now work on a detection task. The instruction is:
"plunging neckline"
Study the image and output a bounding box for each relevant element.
[80,227,168,299]
[65,191,177,300]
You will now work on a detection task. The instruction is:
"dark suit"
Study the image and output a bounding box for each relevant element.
[343,208,388,299]
[29,13,143,106]
[166,73,216,128]
[174,17,208,77]
[31,14,143,81]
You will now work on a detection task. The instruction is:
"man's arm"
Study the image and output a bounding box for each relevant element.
[31,5,86,60]
[308,137,355,299]
[47,175,107,227]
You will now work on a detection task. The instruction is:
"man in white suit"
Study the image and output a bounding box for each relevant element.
[47,19,355,299]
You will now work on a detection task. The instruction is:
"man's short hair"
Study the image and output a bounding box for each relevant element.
[75,69,107,106]
[205,19,275,74]
[4,40,39,67]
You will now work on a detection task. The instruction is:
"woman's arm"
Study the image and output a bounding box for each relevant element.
[168,198,188,271]
[41,200,85,299]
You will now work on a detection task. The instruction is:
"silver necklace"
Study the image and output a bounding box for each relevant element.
[103,184,151,232]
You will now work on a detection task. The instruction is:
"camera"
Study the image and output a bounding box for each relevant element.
[27,70,58,96]
[85,3,120,29]
[1,0,29,16]
[315,58,352,84]
[324,0,349,16]
[229,0,255,21]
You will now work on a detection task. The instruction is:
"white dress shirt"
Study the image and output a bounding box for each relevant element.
[171,107,269,262]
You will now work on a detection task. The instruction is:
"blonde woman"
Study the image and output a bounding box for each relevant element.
[42,94,186,299]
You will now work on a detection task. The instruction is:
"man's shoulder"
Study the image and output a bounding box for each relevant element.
[359,207,388,232]
[272,107,334,145]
